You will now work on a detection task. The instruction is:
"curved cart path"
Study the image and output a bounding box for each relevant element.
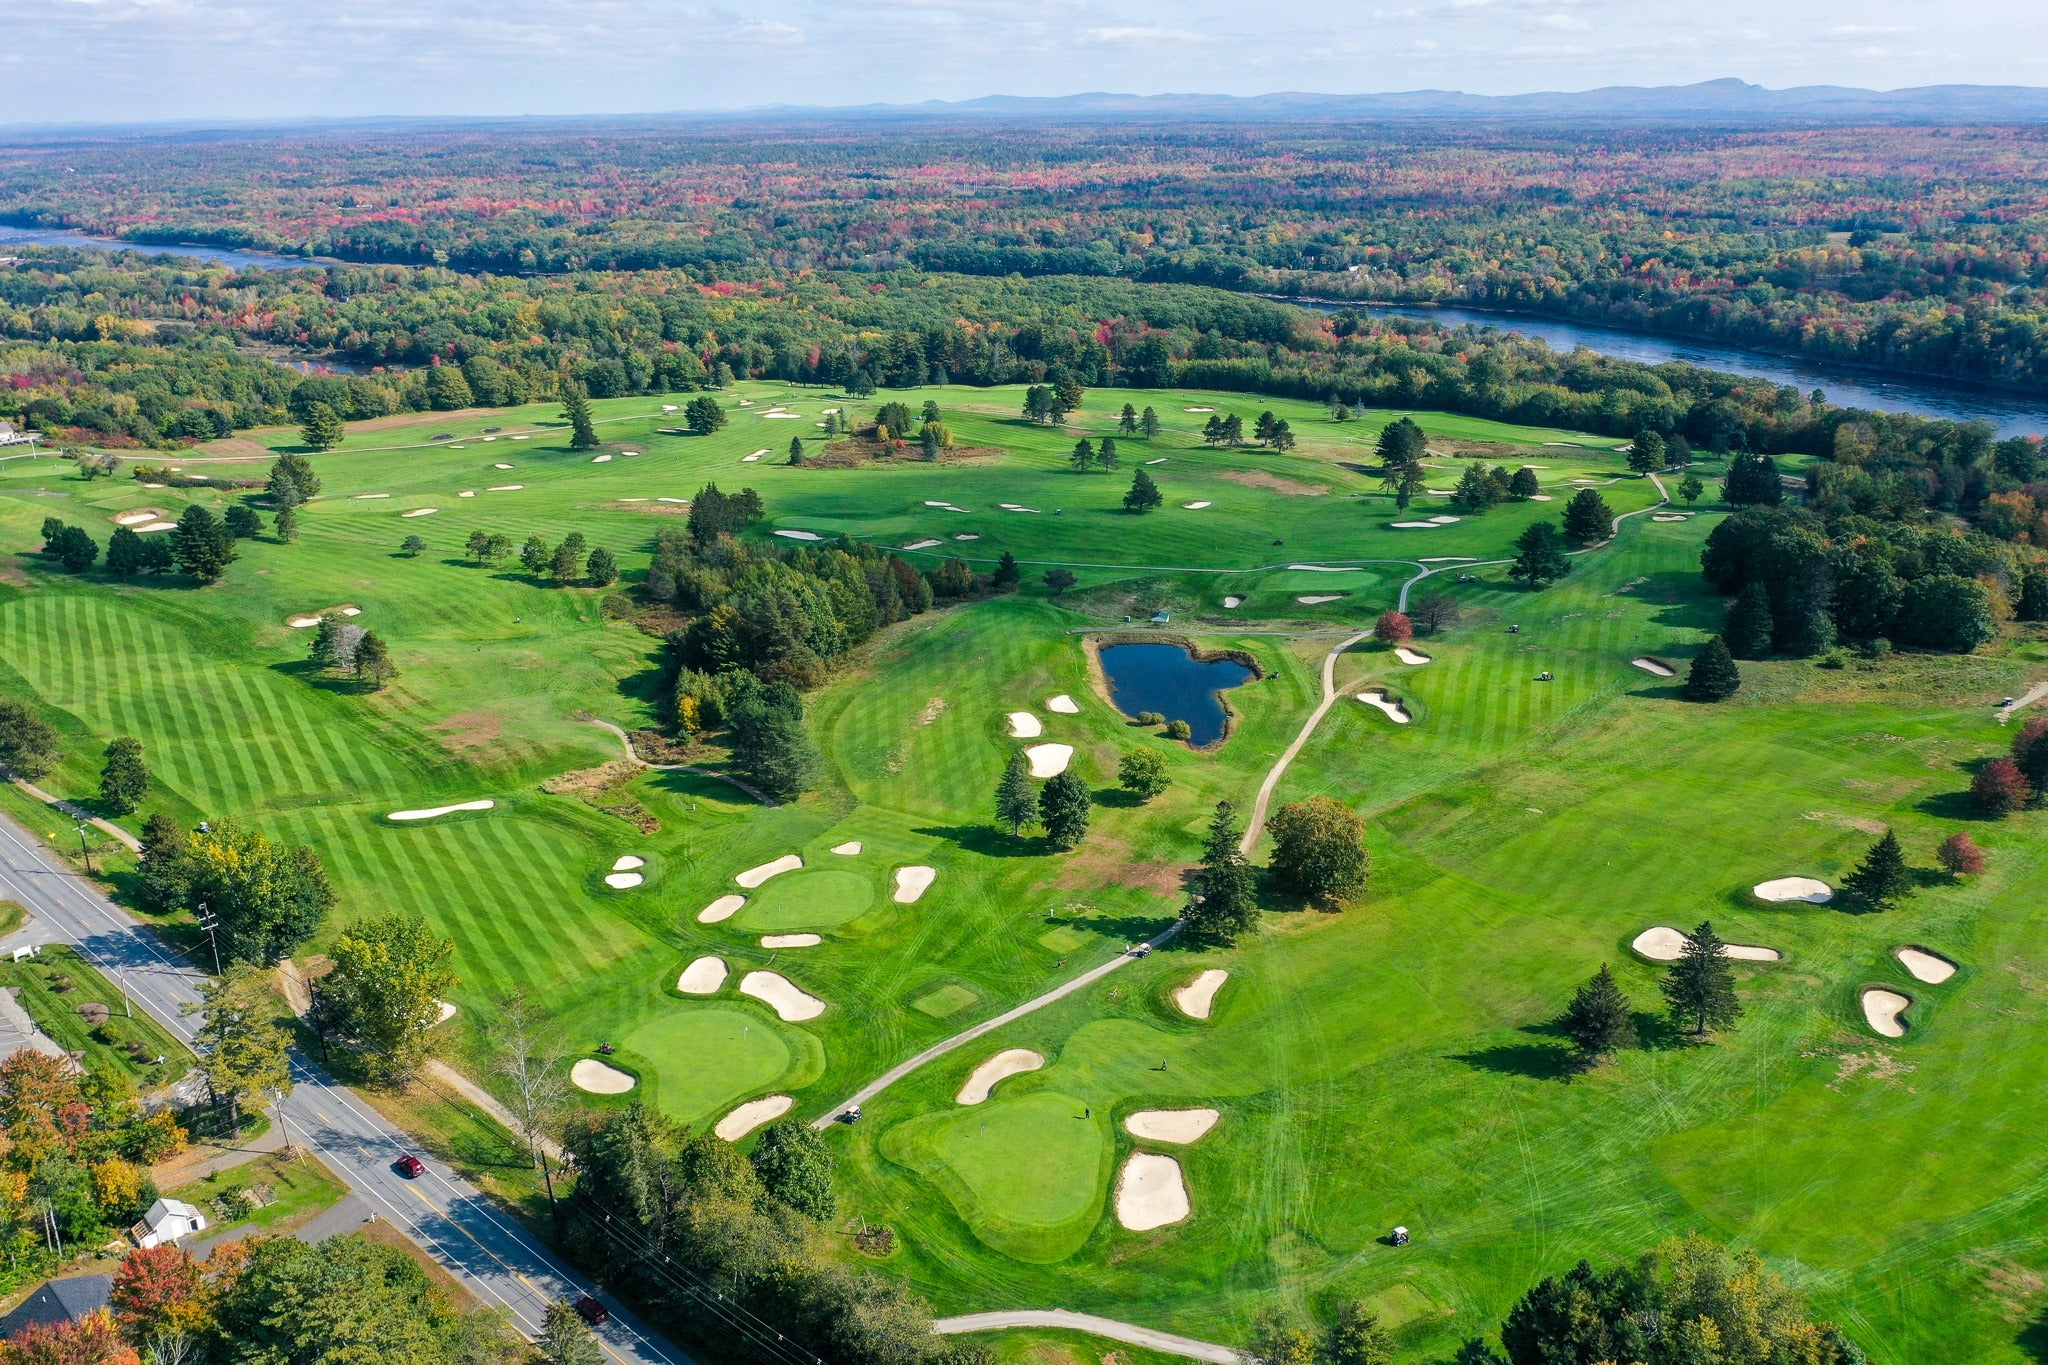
[584,717,778,806]
[932,1310,1238,1363]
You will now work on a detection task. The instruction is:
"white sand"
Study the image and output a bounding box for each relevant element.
[956,1048,1044,1104]
[1529,494,1554,501]
[763,412,803,419]
[746,449,769,460]
[1427,515,1462,524]
[736,854,803,888]
[1896,947,1957,984]
[1356,689,1412,723]
[1862,988,1911,1038]
[677,957,728,994]
[612,855,645,871]
[698,895,746,923]
[572,1059,636,1094]
[1182,501,1211,509]
[1116,1153,1191,1230]
[389,799,495,821]
[1183,406,1215,412]
[1173,969,1229,1019]
[591,453,612,463]
[494,463,514,469]
[510,434,529,439]
[659,497,690,504]
[1297,594,1344,605]
[1145,457,1168,465]
[1754,877,1834,904]
[1631,926,1781,962]
[954,533,979,541]
[1287,563,1358,572]
[459,491,476,497]
[739,399,754,406]
[1025,744,1074,778]
[435,1000,458,1025]
[761,934,822,948]
[1222,596,1243,608]
[739,971,826,1021]
[893,866,937,903]
[402,507,438,518]
[715,1095,793,1142]
[830,841,863,855]
[1653,514,1687,522]
[135,521,177,532]
[774,529,824,541]
[604,872,644,889]
[1124,1109,1220,1144]
[903,539,943,550]
[1394,647,1432,665]
[924,500,954,507]
[1418,557,1478,563]
[1046,695,1080,714]
[1631,657,1676,677]
[352,493,391,499]
[488,484,524,491]
[112,508,167,526]
[1008,711,1043,738]
[617,497,648,503]
[1390,521,1441,529]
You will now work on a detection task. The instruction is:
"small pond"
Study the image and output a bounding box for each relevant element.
[1098,643,1254,746]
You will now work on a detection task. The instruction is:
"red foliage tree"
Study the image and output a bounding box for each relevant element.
[1375,610,1414,645]
[111,1244,203,1337]
[1936,831,1986,878]
[1971,757,2032,816]
[0,1311,140,1365]
[2013,715,2048,791]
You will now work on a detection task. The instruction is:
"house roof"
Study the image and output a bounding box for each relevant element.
[0,1275,113,1338]
[146,1198,203,1226]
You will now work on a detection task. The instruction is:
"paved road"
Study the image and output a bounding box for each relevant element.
[1237,628,1375,855]
[932,1310,1240,1363]
[0,811,689,1365]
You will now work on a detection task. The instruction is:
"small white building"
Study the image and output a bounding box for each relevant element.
[0,421,38,448]
[132,1198,209,1249]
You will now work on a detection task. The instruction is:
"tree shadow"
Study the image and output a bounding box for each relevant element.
[1632,1010,1689,1053]
[1449,1040,1575,1081]
[2018,1307,2048,1363]
[1914,789,1984,822]
[1092,788,1146,809]
[912,823,1055,859]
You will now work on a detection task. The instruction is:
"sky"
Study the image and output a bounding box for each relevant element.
[2,0,2039,124]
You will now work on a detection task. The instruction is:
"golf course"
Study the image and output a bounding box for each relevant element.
[3,380,2044,1364]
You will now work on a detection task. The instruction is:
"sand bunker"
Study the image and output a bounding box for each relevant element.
[1896,947,1957,984]
[956,1048,1044,1104]
[830,841,863,855]
[459,491,476,497]
[1174,969,1228,1019]
[1427,515,1462,524]
[604,872,644,889]
[1116,1153,1191,1231]
[1394,647,1432,665]
[1390,521,1441,529]
[763,412,803,420]
[494,463,514,469]
[1183,406,1215,412]
[1046,695,1080,714]
[352,493,391,500]
[1754,877,1833,904]
[761,934,822,949]
[954,533,979,541]
[698,895,746,923]
[487,484,524,491]
[1025,744,1074,778]
[739,971,826,1021]
[1631,657,1676,677]
[659,497,690,504]
[510,434,529,439]
[774,529,824,541]
[135,522,177,532]
[1862,988,1911,1038]
[677,957,728,994]
[903,538,943,551]
[1008,711,1043,738]
[1297,594,1344,605]
[1124,1109,1220,1144]
[893,866,937,903]
[435,1000,458,1025]
[402,507,438,518]
[1145,457,1168,465]
[389,799,495,821]
[736,854,803,888]
[1653,514,1688,522]
[1222,596,1242,608]
[592,454,612,463]
[715,1095,794,1141]
[1287,563,1358,572]
[1631,926,1781,962]
[1182,501,1211,509]
[572,1059,635,1094]
[1356,689,1412,723]
[744,449,768,461]
[111,508,168,526]
[1529,494,1554,501]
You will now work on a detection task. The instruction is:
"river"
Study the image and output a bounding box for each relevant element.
[0,224,316,272]
[1286,298,2046,438]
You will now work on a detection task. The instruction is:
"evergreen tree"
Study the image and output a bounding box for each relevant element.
[1508,467,1541,499]
[1324,1302,1396,1365]
[98,736,149,815]
[1038,772,1091,850]
[354,632,397,690]
[1660,921,1742,1036]
[1044,567,1078,595]
[169,505,236,581]
[1508,521,1571,586]
[1561,488,1614,543]
[1123,467,1163,513]
[273,505,299,543]
[1097,435,1119,469]
[585,547,618,587]
[51,525,98,573]
[1202,414,1226,446]
[1454,461,1500,510]
[1843,830,1912,910]
[995,752,1037,836]
[268,452,321,506]
[1070,438,1096,472]
[748,1118,836,1220]
[223,504,262,539]
[682,394,726,436]
[298,402,345,452]
[1679,473,1705,503]
[538,1301,603,1365]
[1626,430,1666,473]
[1269,419,1296,452]
[727,683,821,801]
[1684,636,1743,701]
[1221,413,1244,445]
[563,386,601,450]
[788,436,805,465]
[1556,965,1637,1066]
[1723,582,1776,659]
[520,535,552,577]
[1254,411,1279,444]
[1185,800,1258,943]
[1119,403,1138,434]
[1140,406,1161,438]
[992,551,1021,591]
[105,525,145,578]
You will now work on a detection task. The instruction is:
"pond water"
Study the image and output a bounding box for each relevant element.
[0,224,318,272]
[1098,643,1254,746]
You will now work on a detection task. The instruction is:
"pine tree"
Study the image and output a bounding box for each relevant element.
[1038,772,1091,850]
[1070,438,1096,472]
[1097,435,1119,469]
[788,436,805,465]
[1185,800,1258,943]
[1561,489,1614,543]
[1123,467,1163,513]
[585,547,618,587]
[1140,406,1161,438]
[995,752,1036,836]
[1626,430,1666,473]
[1660,921,1742,1036]
[273,505,299,543]
[992,551,1021,591]
[1509,467,1541,499]
[1324,1301,1395,1365]
[169,505,236,582]
[1119,403,1138,434]
[520,535,552,577]
[1723,582,1775,659]
[105,525,145,578]
[1508,521,1571,587]
[1556,965,1638,1065]
[1843,830,1911,910]
[562,386,600,450]
[1684,636,1742,701]
[538,1301,603,1365]
[1454,461,1500,510]
[1202,414,1225,446]
[354,632,397,690]
[298,402,344,452]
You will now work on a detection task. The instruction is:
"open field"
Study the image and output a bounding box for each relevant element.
[4,381,2044,1361]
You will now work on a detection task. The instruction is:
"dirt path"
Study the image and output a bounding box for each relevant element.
[422,1061,565,1162]
[1238,629,1374,855]
[1999,680,2048,724]
[931,1310,1237,1363]
[582,717,778,807]
[5,775,140,852]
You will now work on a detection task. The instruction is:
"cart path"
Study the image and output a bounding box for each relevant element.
[932,1310,1239,1363]
[583,716,779,806]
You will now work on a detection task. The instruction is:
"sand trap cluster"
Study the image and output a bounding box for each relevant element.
[1124,1109,1220,1144]
[1008,711,1043,738]
[698,895,746,923]
[572,1059,635,1094]
[1754,877,1833,904]
[288,605,362,628]
[1025,744,1074,778]
[1356,689,1412,723]
[389,799,494,821]
[830,841,863,855]
[1115,1153,1191,1230]
[740,971,825,1021]
[1896,947,1957,984]
[893,866,937,903]
[774,529,824,541]
[612,855,645,873]
[736,854,803,888]
[956,1048,1043,1104]
[1297,594,1343,605]
[1173,969,1228,1019]
[677,957,728,994]
[1046,695,1080,714]
[716,1095,793,1141]
[1862,988,1911,1038]
[761,934,822,949]
[1394,647,1432,665]
[1631,657,1676,677]
[1631,926,1780,962]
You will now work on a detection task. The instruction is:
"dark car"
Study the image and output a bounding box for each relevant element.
[574,1296,610,1327]
[394,1155,426,1179]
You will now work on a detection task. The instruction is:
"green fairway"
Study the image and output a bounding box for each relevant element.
[736,869,876,932]
[617,1004,819,1126]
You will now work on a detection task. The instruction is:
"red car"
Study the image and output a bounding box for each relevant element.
[574,1296,609,1327]
[394,1155,426,1179]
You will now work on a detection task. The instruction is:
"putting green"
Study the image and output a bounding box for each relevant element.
[735,869,875,932]
[913,984,980,1018]
[881,1090,1111,1263]
[617,1005,806,1125]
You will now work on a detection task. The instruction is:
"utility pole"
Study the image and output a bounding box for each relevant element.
[196,902,222,976]
[73,822,93,874]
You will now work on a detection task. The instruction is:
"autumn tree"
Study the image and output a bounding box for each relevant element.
[1936,831,1985,878]
[324,913,457,1085]
[1374,610,1413,645]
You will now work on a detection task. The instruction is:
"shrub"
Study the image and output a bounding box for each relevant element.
[1374,610,1413,645]
[1937,831,1986,877]
[1163,719,1193,742]
[1971,758,2032,816]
